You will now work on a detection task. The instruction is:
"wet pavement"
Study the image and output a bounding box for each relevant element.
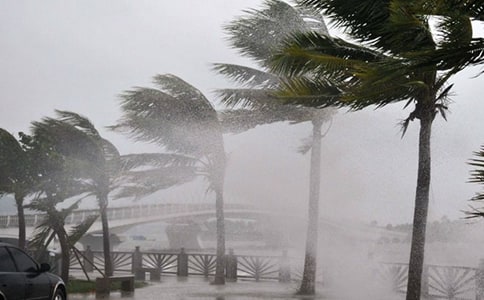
[68,276,404,300]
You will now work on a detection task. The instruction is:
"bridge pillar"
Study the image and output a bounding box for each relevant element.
[177,248,188,277]
[477,259,484,300]
[84,246,94,273]
[278,250,291,283]
[225,249,237,282]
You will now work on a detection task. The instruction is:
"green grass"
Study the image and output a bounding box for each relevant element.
[67,279,148,294]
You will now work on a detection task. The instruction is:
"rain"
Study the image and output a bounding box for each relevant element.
[1,1,484,299]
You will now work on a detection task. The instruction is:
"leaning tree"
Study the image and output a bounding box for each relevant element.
[270,0,481,298]
[31,110,196,277]
[112,74,228,284]
[214,0,335,294]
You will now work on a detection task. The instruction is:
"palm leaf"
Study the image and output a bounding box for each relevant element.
[68,214,99,244]
[212,63,279,88]
[114,74,222,157]
[113,166,196,200]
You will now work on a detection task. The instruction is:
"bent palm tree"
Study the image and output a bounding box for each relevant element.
[113,74,227,284]
[215,0,333,294]
[271,0,479,298]
[32,110,196,277]
[31,111,119,276]
[20,130,92,281]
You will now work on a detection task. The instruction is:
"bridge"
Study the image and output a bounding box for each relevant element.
[0,202,406,249]
[0,202,262,237]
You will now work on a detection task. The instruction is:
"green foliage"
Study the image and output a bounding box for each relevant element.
[224,0,327,69]
[466,145,484,218]
[113,74,225,194]
[0,129,38,198]
[215,0,334,133]
[113,74,222,158]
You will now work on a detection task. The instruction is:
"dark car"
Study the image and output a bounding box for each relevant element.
[0,242,66,300]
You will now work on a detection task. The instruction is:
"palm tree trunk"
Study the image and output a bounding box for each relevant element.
[213,185,226,285]
[298,119,323,295]
[99,194,113,277]
[57,228,70,283]
[406,114,433,300]
[15,194,26,249]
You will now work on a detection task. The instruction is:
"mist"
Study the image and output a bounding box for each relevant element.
[1,1,484,299]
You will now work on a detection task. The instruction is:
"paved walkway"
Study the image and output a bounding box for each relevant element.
[68,276,403,300]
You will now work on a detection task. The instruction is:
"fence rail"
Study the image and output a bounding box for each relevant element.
[63,247,484,298]
[377,262,484,300]
[67,247,291,283]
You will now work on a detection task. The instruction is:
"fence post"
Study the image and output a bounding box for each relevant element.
[84,246,94,272]
[225,249,237,282]
[132,246,144,280]
[476,259,484,300]
[421,265,429,298]
[279,250,291,283]
[177,248,188,277]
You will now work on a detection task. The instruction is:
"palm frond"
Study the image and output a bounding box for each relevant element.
[225,0,309,65]
[68,214,99,244]
[212,63,279,88]
[272,31,380,78]
[54,110,100,137]
[0,129,25,190]
[215,88,276,108]
[113,166,196,200]
[120,153,198,171]
[467,146,484,215]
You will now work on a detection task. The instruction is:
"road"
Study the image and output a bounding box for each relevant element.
[68,276,403,300]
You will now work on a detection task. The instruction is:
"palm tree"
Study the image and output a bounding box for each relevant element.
[395,0,484,73]
[31,110,196,278]
[0,129,36,249]
[31,111,119,276]
[19,130,93,282]
[112,74,228,284]
[214,0,333,294]
[27,197,98,283]
[270,0,479,298]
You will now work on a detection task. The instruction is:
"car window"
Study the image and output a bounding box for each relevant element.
[0,246,17,272]
[8,247,38,272]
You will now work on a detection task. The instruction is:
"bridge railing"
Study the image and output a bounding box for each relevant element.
[67,247,292,283]
[0,202,252,228]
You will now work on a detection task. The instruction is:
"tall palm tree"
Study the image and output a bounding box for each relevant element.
[0,129,36,249]
[214,0,333,294]
[112,74,228,284]
[270,0,479,298]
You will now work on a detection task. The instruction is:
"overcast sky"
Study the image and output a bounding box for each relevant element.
[1,1,483,225]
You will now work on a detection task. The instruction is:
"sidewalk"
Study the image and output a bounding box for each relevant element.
[68,276,403,300]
